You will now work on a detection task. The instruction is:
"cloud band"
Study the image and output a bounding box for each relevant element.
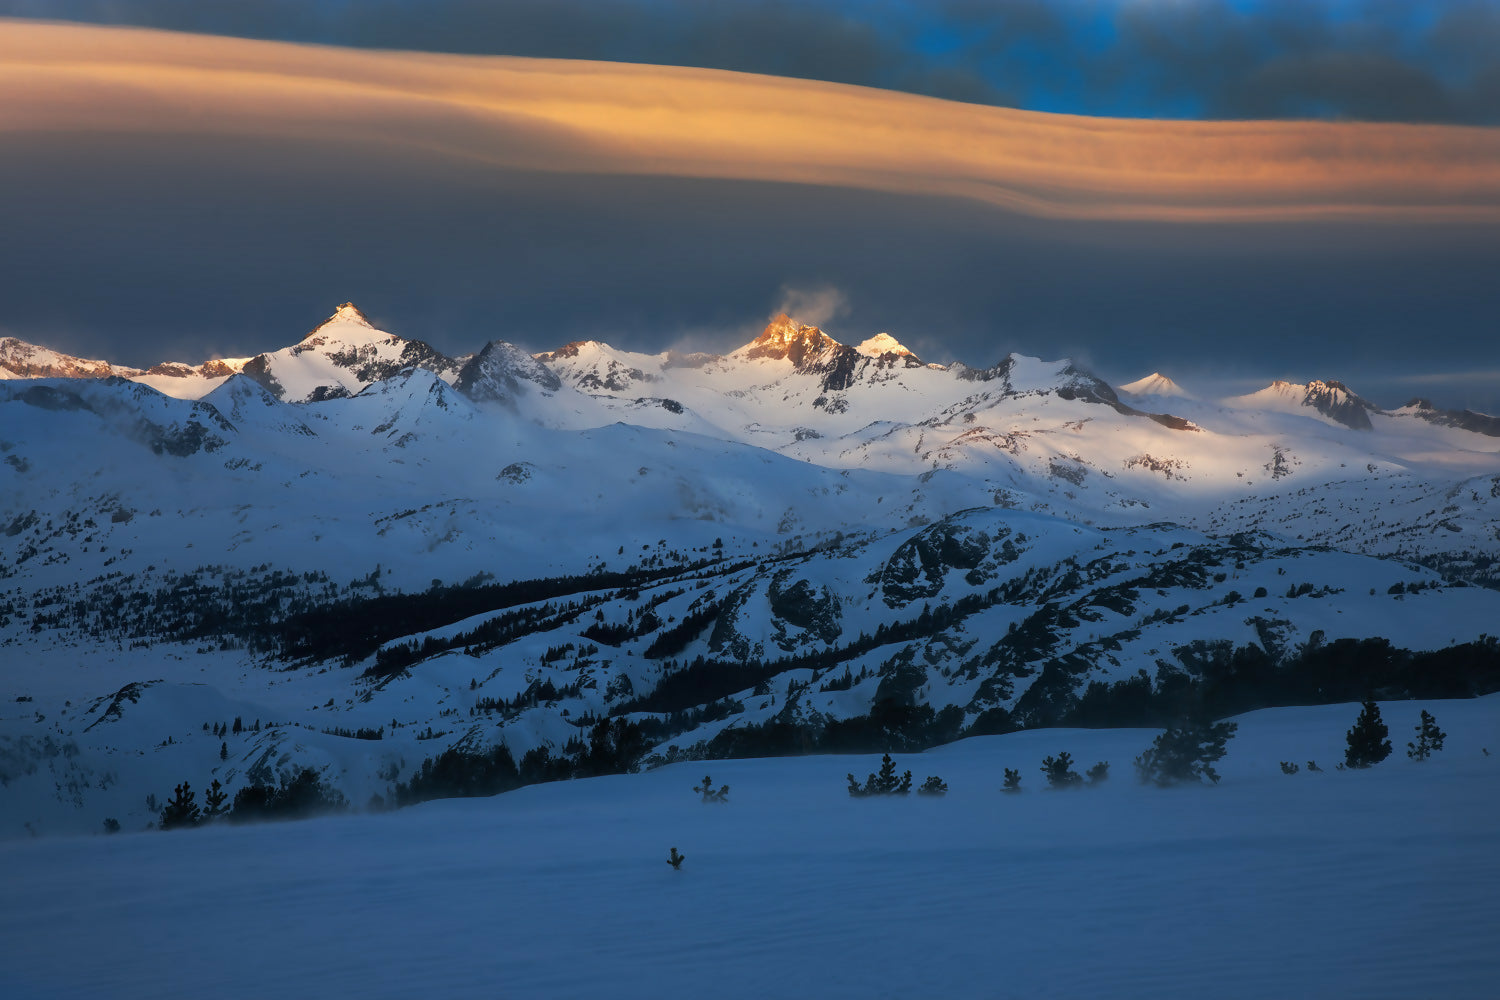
[4,19,1500,225]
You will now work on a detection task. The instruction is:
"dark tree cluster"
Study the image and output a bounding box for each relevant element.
[1134,720,1238,786]
[230,769,348,822]
[847,753,915,797]
[394,743,522,805]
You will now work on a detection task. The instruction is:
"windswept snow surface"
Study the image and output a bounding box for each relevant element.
[2,697,1497,1000]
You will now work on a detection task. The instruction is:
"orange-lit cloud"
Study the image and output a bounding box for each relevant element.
[2,18,1499,224]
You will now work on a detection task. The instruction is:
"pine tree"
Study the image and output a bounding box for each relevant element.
[203,779,229,820]
[667,847,685,870]
[847,753,913,797]
[1407,710,1447,761]
[1041,752,1083,788]
[1086,761,1110,785]
[1134,720,1238,786]
[917,775,948,796]
[693,775,729,803]
[1344,699,1392,769]
[159,781,201,830]
[1001,767,1022,793]
[219,741,229,761]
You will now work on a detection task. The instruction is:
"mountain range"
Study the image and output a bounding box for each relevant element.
[2,303,1498,836]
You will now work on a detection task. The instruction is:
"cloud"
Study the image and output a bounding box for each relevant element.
[5,1,1500,124]
[2,20,1496,225]
[775,286,850,329]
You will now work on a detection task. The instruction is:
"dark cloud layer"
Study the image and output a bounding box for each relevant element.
[6,0,1500,124]
[3,128,1496,412]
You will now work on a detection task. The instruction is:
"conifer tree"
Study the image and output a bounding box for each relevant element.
[847,753,913,796]
[159,781,201,830]
[1344,699,1392,769]
[1407,710,1447,761]
[1134,720,1238,786]
[693,775,729,803]
[1086,761,1110,785]
[917,775,948,796]
[203,779,228,820]
[1041,752,1083,788]
[1001,767,1022,793]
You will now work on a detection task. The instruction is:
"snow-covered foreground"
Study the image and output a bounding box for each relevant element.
[3,697,1498,1000]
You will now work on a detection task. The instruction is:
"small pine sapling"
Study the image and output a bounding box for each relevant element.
[1041,751,1083,789]
[1280,761,1300,775]
[1086,761,1110,785]
[917,775,948,797]
[693,775,729,803]
[1306,760,1322,772]
[1407,710,1447,761]
[667,847,685,870]
[1001,768,1022,793]
[102,817,121,834]
[1344,699,1392,769]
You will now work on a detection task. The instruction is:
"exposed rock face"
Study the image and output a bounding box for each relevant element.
[767,572,843,648]
[740,314,842,368]
[1399,398,1500,438]
[1303,380,1377,431]
[455,341,562,405]
[0,338,136,379]
[881,517,998,608]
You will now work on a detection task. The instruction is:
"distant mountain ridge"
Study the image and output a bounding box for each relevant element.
[4,303,1500,838]
[4,304,1493,434]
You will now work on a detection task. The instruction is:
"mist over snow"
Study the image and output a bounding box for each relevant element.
[3,698,1498,999]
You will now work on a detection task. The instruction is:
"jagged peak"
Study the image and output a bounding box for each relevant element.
[1229,376,1378,430]
[456,340,563,402]
[736,314,842,366]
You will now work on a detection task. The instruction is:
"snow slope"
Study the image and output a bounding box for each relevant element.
[2,697,1496,1000]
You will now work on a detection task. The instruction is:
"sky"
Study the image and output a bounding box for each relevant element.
[0,3,1498,411]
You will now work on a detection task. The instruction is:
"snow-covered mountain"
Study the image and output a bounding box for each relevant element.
[1227,378,1382,430]
[3,303,1500,837]
[1119,372,1192,399]
[237,303,466,403]
[0,336,140,380]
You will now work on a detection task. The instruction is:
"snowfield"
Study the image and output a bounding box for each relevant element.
[2,696,1497,1000]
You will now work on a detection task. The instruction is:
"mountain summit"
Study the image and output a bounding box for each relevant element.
[307,302,374,336]
[1230,378,1379,430]
[855,333,917,360]
[1120,372,1191,399]
[736,314,842,367]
